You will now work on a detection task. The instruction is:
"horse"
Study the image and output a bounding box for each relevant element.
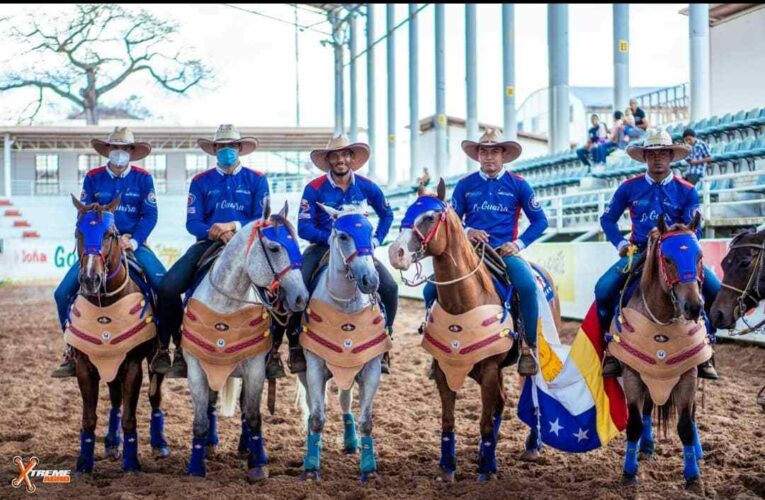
[710,227,765,408]
[607,213,710,492]
[66,195,169,475]
[388,179,562,481]
[297,203,392,483]
[181,201,309,483]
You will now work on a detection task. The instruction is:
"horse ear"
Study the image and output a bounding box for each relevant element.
[317,202,340,219]
[689,210,702,232]
[437,178,446,201]
[657,213,668,234]
[263,197,271,220]
[71,193,86,212]
[279,200,288,219]
[105,196,121,213]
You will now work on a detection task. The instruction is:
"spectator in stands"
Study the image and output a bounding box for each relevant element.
[622,107,642,143]
[681,128,712,186]
[629,98,649,134]
[576,113,608,169]
[590,110,623,167]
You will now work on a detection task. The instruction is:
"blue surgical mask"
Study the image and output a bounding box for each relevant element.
[216,147,239,168]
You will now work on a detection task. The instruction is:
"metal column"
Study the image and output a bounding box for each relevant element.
[349,13,358,142]
[466,3,478,168]
[386,4,397,186]
[409,4,419,181]
[331,10,345,135]
[547,4,570,153]
[3,134,11,197]
[435,4,446,181]
[366,4,377,179]
[502,4,516,140]
[689,4,710,121]
[613,4,629,115]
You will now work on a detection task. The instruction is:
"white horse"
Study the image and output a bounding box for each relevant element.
[298,203,389,482]
[184,201,309,483]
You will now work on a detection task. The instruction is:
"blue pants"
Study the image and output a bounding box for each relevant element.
[54,245,167,331]
[593,141,616,164]
[576,146,593,167]
[594,256,722,335]
[423,255,539,346]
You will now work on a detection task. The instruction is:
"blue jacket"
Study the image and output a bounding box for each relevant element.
[298,172,393,245]
[80,165,157,245]
[451,170,548,249]
[600,173,701,250]
[186,165,270,241]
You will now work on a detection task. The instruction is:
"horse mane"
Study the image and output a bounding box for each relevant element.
[443,204,496,296]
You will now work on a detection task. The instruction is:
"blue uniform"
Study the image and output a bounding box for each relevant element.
[425,169,549,347]
[595,173,720,333]
[54,164,166,330]
[298,172,393,245]
[186,165,270,241]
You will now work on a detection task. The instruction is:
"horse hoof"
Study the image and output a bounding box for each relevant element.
[187,472,206,479]
[685,477,704,495]
[106,447,121,461]
[205,445,216,460]
[620,474,638,486]
[520,450,540,462]
[247,466,269,483]
[75,469,93,477]
[152,446,170,459]
[301,470,320,482]
[360,471,377,483]
[344,447,358,455]
[478,473,497,481]
[436,469,455,483]
[638,451,654,462]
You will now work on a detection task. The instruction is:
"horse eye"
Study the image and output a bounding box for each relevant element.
[422,214,434,222]
[339,234,349,241]
[269,245,281,254]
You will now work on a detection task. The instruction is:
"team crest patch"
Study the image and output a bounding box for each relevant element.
[147,191,157,206]
[187,193,196,206]
[300,199,309,212]
[80,190,87,202]
[529,195,542,211]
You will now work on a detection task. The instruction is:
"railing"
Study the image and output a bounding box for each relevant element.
[633,83,689,127]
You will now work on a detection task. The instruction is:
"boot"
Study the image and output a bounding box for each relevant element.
[602,353,623,378]
[166,348,188,379]
[288,347,306,374]
[150,347,172,374]
[51,346,76,378]
[697,354,719,380]
[266,352,286,380]
[381,352,391,375]
[518,347,538,376]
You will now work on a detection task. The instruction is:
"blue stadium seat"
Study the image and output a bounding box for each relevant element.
[705,113,731,135]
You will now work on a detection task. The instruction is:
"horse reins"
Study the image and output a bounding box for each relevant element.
[720,241,765,335]
[78,227,130,299]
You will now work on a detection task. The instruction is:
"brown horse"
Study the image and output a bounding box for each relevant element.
[389,179,561,481]
[68,195,167,474]
[612,214,708,493]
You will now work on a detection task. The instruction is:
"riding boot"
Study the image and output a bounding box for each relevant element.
[51,345,76,378]
[266,351,286,380]
[517,346,539,376]
[150,347,172,374]
[381,352,391,375]
[166,348,188,379]
[697,353,719,380]
[602,353,623,378]
[289,347,307,374]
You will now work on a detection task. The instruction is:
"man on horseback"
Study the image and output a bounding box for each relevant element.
[596,128,721,379]
[424,128,549,376]
[151,125,270,376]
[52,127,165,378]
[287,134,397,374]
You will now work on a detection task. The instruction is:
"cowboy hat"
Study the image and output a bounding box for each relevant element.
[197,124,259,156]
[627,128,690,163]
[461,128,522,163]
[91,127,151,161]
[310,134,370,172]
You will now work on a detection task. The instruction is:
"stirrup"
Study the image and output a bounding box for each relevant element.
[381,351,391,375]
[266,353,286,380]
[288,347,306,374]
[518,349,538,376]
[150,348,172,374]
[166,348,188,379]
[697,359,719,380]
[602,355,622,378]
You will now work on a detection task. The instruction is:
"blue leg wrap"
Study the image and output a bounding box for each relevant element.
[76,431,96,473]
[640,415,654,454]
[525,425,541,452]
[692,422,703,460]
[478,436,498,474]
[247,431,269,468]
[238,415,251,453]
[492,411,503,441]
[105,407,122,452]
[360,435,377,473]
[187,437,207,476]
[303,432,322,471]
[206,406,219,446]
[439,432,456,473]
[150,410,168,449]
[624,440,639,477]
[343,413,359,453]
[122,431,141,472]
[683,444,701,481]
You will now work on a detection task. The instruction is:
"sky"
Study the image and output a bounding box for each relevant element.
[0,3,692,181]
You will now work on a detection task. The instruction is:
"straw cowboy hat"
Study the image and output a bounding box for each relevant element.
[310,134,370,172]
[627,128,690,163]
[197,124,259,156]
[461,128,522,163]
[91,127,151,161]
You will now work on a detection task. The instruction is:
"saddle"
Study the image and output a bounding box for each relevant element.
[423,302,514,392]
[473,241,511,289]
[299,299,392,390]
[181,298,272,391]
[609,307,712,405]
[64,292,156,382]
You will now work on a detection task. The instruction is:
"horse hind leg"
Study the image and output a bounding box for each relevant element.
[357,356,382,483]
[241,353,269,484]
[75,353,99,475]
[147,358,169,458]
[104,381,123,461]
[433,360,457,483]
[301,351,327,482]
[339,387,359,454]
[185,353,210,477]
[120,355,144,472]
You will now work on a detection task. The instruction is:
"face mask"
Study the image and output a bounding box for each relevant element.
[108,150,130,168]
[217,147,239,168]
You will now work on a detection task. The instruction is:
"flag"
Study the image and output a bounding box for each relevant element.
[517,292,628,453]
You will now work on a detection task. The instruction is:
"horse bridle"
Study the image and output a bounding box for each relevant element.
[720,241,765,335]
[77,216,130,298]
[327,216,379,306]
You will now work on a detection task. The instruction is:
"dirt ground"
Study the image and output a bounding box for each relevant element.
[1,284,764,499]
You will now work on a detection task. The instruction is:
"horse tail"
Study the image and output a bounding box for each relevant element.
[655,395,676,441]
[218,377,242,418]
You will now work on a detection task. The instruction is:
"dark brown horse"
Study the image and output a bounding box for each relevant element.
[389,179,561,481]
[68,195,167,474]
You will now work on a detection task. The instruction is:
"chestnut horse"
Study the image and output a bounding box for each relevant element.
[389,179,561,481]
[69,195,167,474]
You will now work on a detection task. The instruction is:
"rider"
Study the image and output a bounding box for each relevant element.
[596,128,720,379]
[51,127,165,378]
[423,128,549,376]
[287,134,397,374]
[151,125,270,377]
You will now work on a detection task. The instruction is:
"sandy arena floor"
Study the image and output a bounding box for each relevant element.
[1,284,764,499]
